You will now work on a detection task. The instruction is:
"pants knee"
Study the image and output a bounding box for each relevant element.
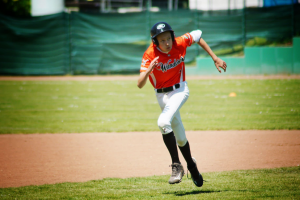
[157,118,172,134]
[176,137,187,147]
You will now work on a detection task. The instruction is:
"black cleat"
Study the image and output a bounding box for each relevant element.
[188,157,203,187]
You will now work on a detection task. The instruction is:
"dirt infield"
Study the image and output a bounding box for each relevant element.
[0,130,299,188]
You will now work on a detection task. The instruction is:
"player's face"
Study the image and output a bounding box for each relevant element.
[157,31,172,53]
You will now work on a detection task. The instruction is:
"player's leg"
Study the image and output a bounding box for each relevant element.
[156,92,180,165]
[156,82,189,184]
[171,104,204,187]
[171,112,195,168]
[157,82,189,135]
[162,131,184,184]
[156,93,183,184]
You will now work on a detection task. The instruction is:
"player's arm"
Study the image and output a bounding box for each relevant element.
[137,56,159,89]
[189,30,227,73]
[198,38,227,73]
[137,72,149,89]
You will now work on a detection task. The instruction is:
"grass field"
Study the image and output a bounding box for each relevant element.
[0,79,299,134]
[0,167,299,199]
[0,78,299,199]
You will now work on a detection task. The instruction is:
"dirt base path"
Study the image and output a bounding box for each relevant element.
[0,130,299,188]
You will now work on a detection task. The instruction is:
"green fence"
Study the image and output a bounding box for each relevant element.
[189,37,300,75]
[0,13,69,75]
[70,12,148,74]
[0,5,299,75]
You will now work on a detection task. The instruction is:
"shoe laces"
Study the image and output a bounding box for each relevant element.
[170,163,180,177]
[187,169,191,179]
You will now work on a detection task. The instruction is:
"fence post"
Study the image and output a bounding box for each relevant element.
[242,0,246,47]
[194,0,199,56]
[291,0,294,37]
[146,0,151,47]
[68,12,73,75]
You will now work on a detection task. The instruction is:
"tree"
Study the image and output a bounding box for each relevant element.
[0,0,31,17]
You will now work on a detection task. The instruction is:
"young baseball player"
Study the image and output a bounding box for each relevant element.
[137,22,227,187]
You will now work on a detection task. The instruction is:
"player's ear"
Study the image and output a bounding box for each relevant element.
[153,38,159,46]
[170,32,175,41]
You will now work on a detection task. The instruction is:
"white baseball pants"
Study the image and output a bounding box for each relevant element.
[156,81,189,147]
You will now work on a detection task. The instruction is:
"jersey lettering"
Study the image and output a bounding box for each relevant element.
[156,56,185,73]
[140,32,195,88]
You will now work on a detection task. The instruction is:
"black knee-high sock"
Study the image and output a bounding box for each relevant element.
[162,132,180,164]
[179,141,196,169]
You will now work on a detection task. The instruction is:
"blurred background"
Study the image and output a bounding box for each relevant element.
[0,0,299,75]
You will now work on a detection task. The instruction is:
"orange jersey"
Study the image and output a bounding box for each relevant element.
[140,33,194,89]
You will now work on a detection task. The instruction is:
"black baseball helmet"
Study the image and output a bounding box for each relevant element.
[150,22,175,46]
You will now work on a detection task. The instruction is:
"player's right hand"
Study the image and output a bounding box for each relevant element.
[149,56,159,72]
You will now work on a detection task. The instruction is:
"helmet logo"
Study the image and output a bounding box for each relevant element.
[157,24,165,32]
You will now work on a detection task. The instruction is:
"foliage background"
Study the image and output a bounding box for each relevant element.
[0,0,31,17]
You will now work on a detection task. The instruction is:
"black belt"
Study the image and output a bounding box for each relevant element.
[156,83,180,93]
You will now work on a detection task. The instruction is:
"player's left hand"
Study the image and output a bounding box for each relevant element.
[214,57,227,73]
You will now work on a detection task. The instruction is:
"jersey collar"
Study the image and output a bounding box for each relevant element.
[156,46,171,54]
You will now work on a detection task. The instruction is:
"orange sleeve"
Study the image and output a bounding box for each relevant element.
[140,52,151,73]
[179,33,193,47]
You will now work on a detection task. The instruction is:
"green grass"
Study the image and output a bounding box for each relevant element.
[0,167,299,199]
[0,79,299,134]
